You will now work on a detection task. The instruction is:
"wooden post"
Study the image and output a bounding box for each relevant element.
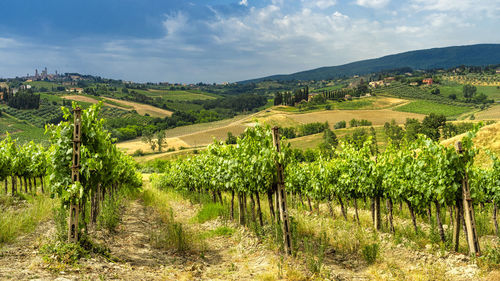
[455,141,480,256]
[68,107,82,243]
[272,127,292,255]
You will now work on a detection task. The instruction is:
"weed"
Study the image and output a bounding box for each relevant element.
[362,243,379,264]
[150,221,190,253]
[478,245,500,270]
[97,195,122,232]
[53,205,68,242]
[40,241,88,269]
[194,202,228,223]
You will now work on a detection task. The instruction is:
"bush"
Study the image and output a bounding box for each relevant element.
[40,241,89,267]
[334,120,346,129]
[362,243,379,264]
[132,149,145,157]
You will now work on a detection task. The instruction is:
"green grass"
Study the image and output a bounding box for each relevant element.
[334,99,373,110]
[394,100,472,117]
[0,193,56,244]
[438,85,500,101]
[0,114,47,142]
[194,202,228,223]
[131,89,217,101]
[312,84,345,92]
[477,86,500,100]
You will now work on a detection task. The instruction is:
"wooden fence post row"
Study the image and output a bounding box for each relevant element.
[68,107,82,243]
[272,127,292,255]
[455,141,480,256]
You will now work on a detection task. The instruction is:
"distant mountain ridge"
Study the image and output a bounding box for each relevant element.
[239,44,500,83]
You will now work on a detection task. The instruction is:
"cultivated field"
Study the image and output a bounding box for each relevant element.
[394,100,472,117]
[63,95,173,118]
[117,137,190,154]
[62,95,129,110]
[284,109,424,125]
[475,104,500,120]
[104,97,172,117]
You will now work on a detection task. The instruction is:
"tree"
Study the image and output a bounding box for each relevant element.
[463,84,477,101]
[156,130,167,152]
[142,129,157,152]
[384,120,404,147]
[405,118,422,141]
[421,113,446,141]
[226,132,237,144]
[448,94,457,100]
[274,92,282,106]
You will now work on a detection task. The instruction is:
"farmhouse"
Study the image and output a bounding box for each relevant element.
[68,88,84,94]
[422,78,433,85]
[409,82,419,86]
[496,68,500,74]
[369,80,384,88]
[344,94,352,101]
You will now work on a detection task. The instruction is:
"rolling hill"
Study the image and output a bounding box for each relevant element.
[240,44,500,83]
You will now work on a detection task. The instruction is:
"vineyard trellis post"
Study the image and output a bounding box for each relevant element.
[272,127,292,255]
[68,107,82,243]
[455,141,481,256]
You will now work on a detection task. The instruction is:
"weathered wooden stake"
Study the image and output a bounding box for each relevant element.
[68,107,82,243]
[272,127,292,255]
[455,141,480,256]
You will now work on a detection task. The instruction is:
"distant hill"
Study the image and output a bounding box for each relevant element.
[240,44,500,83]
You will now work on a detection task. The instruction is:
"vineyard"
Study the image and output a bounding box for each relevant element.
[0,102,142,242]
[150,124,500,275]
[372,82,473,108]
[1,104,500,279]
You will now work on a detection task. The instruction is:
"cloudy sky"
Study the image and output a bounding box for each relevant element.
[0,0,498,83]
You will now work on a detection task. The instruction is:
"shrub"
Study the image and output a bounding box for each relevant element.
[132,149,145,156]
[334,120,346,129]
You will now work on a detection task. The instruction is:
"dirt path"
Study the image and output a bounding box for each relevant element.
[0,186,282,280]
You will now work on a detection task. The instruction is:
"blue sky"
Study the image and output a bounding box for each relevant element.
[0,0,498,83]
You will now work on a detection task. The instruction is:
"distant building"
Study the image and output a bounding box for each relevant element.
[384,77,395,82]
[68,88,84,93]
[496,68,500,74]
[369,81,384,88]
[422,78,433,85]
[344,94,352,101]
[409,82,419,86]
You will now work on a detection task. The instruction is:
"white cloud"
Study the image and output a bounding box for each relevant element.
[239,0,248,6]
[356,0,391,8]
[410,0,500,16]
[315,0,337,9]
[163,12,188,36]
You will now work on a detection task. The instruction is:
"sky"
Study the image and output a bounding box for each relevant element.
[0,0,498,83]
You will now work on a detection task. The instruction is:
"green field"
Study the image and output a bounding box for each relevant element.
[129,89,218,101]
[0,114,47,142]
[394,100,472,117]
[439,84,500,101]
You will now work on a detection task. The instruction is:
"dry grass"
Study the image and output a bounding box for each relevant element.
[104,97,172,117]
[287,109,424,126]
[475,104,500,120]
[62,95,129,110]
[441,122,500,167]
[117,137,191,155]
